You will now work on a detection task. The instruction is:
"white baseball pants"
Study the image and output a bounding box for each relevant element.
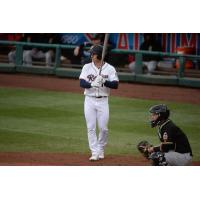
[84,96,109,156]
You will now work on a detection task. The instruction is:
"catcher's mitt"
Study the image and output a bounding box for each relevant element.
[137,140,153,159]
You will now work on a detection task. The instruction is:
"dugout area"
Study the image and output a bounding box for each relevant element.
[0,39,200,88]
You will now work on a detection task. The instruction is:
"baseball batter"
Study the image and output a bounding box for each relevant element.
[79,45,119,161]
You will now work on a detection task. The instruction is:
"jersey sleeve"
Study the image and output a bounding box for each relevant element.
[79,65,88,80]
[161,142,176,152]
[109,67,119,82]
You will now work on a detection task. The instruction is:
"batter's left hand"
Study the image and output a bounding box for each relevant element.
[91,80,101,88]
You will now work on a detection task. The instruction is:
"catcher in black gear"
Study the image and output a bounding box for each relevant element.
[137,104,193,166]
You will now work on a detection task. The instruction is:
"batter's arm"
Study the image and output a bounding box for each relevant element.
[104,80,119,89]
[80,79,92,88]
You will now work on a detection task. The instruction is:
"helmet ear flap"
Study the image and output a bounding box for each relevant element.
[91,53,102,60]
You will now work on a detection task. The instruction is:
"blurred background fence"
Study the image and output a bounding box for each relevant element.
[0,33,200,88]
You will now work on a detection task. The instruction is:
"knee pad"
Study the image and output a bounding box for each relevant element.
[149,152,168,166]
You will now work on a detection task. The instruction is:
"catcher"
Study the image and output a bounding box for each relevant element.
[137,104,193,166]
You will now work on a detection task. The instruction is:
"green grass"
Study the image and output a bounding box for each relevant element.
[0,87,200,161]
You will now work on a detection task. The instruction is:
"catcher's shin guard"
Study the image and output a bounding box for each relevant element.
[149,152,168,166]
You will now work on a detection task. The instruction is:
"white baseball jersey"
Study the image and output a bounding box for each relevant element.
[79,62,119,97]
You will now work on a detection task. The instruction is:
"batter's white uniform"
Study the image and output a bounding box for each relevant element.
[79,62,119,157]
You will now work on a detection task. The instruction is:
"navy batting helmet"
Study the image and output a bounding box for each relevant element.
[149,104,170,127]
[89,45,103,60]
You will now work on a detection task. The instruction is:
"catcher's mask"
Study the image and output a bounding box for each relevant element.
[89,45,103,60]
[149,104,170,127]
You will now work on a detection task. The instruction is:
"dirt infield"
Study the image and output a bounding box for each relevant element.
[0,73,200,104]
[0,152,150,166]
[0,73,199,166]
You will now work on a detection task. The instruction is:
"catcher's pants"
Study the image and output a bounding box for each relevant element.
[84,96,109,156]
[164,151,192,166]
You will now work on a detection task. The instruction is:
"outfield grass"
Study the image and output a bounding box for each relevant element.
[0,87,200,161]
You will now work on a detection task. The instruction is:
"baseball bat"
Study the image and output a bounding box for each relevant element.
[99,33,109,75]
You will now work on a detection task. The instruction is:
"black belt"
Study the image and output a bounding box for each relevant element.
[94,96,107,98]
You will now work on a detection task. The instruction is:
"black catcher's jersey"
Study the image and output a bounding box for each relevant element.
[154,120,193,156]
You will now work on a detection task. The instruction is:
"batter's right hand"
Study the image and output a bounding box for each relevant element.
[91,80,101,88]
[91,76,102,88]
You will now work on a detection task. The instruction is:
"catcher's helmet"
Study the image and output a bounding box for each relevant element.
[89,45,103,60]
[149,104,170,127]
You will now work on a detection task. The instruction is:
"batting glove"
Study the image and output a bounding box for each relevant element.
[101,76,106,84]
[91,82,99,88]
[95,75,103,83]
[96,75,106,84]
[91,79,101,88]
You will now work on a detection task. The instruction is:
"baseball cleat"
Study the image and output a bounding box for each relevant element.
[89,155,99,161]
[98,153,104,159]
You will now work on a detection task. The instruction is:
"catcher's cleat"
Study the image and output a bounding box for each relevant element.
[89,155,99,161]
